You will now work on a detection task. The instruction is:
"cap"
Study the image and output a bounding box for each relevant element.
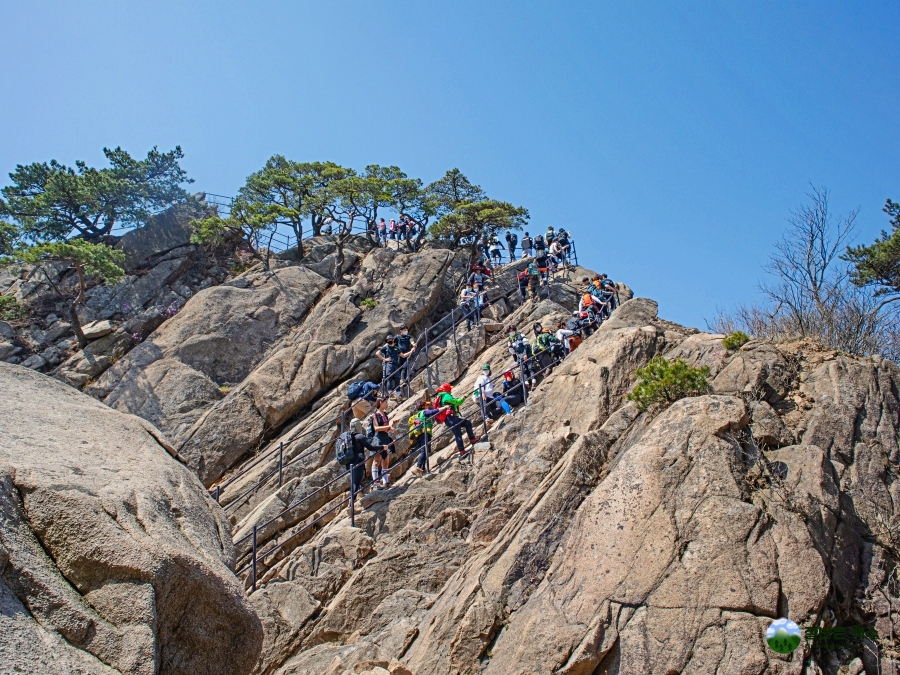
[386,334,395,341]
[503,371,514,378]
[482,364,491,371]
[349,418,364,434]
[435,383,452,393]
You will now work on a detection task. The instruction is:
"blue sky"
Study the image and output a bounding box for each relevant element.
[1,1,897,328]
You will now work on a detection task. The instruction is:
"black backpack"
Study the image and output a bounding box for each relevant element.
[534,235,545,250]
[335,431,356,465]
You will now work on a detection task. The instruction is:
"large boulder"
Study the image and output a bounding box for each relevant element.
[0,363,262,674]
[89,265,331,450]
[117,202,207,271]
[178,248,453,486]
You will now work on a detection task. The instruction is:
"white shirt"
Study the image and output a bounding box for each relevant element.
[474,373,495,398]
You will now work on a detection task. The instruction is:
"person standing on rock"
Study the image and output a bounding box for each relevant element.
[378,218,387,245]
[409,398,442,475]
[521,232,533,258]
[434,383,481,459]
[369,397,396,488]
[527,260,542,301]
[508,329,536,386]
[395,324,417,389]
[347,418,387,497]
[489,236,503,266]
[505,231,518,261]
[460,283,482,330]
[379,335,403,398]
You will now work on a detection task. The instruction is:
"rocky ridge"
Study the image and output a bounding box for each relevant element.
[4,225,900,675]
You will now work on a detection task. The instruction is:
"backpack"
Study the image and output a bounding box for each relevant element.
[546,232,555,244]
[365,414,377,440]
[535,234,544,246]
[527,262,540,277]
[565,317,582,331]
[510,233,518,246]
[522,236,532,248]
[347,381,365,400]
[334,431,356,465]
[409,411,433,439]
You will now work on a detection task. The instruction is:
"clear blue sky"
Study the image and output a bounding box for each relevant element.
[2,1,897,329]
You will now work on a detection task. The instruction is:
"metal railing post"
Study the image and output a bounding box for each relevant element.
[519,357,529,406]
[277,442,283,488]
[251,525,258,593]
[425,333,432,392]
[214,486,220,503]
[479,384,490,438]
[349,466,356,528]
[424,431,430,473]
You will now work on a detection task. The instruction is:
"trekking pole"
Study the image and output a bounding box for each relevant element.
[277,442,283,488]
[251,525,258,593]
[452,307,457,346]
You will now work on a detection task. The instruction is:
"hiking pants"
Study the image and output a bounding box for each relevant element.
[350,460,366,496]
[445,414,476,451]
[508,244,516,260]
[522,246,533,257]
[383,363,401,394]
[414,433,430,470]
[491,250,502,265]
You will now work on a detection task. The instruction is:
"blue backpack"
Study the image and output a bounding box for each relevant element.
[334,432,356,465]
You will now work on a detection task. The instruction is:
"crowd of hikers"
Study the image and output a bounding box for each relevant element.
[333,236,621,500]
[368,219,577,268]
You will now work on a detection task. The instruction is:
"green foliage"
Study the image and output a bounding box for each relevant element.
[845,199,900,296]
[722,331,751,350]
[0,295,28,321]
[424,169,527,249]
[359,297,377,310]
[19,240,126,287]
[0,146,193,241]
[627,356,711,413]
[431,199,529,247]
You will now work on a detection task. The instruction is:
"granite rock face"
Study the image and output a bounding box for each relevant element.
[0,363,263,674]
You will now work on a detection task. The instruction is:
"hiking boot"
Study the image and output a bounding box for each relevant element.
[486,418,495,427]
[413,467,424,476]
[458,449,469,459]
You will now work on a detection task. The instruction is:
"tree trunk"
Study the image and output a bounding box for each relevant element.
[311,214,322,237]
[70,304,88,348]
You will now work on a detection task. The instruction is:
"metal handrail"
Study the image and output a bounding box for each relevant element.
[236,332,586,589]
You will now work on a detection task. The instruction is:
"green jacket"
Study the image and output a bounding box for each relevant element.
[436,392,465,413]
[532,333,559,353]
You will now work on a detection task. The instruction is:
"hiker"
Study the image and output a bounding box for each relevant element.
[545,226,556,246]
[532,326,562,375]
[516,268,529,302]
[555,321,578,355]
[409,398,442,475]
[379,335,403,398]
[534,233,546,255]
[534,251,551,287]
[501,370,525,408]
[489,236,503,265]
[378,218,387,245]
[348,380,381,418]
[322,217,334,235]
[468,266,489,293]
[459,282,482,330]
[508,330,536,386]
[527,260,542,301]
[395,324,417,387]
[398,216,408,240]
[473,363,511,422]
[505,231,518,260]
[521,232,533,258]
[368,397,396,488]
[434,383,481,458]
[341,417,388,497]
[550,239,567,269]
[599,274,619,313]
[388,219,397,241]
[556,229,571,264]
